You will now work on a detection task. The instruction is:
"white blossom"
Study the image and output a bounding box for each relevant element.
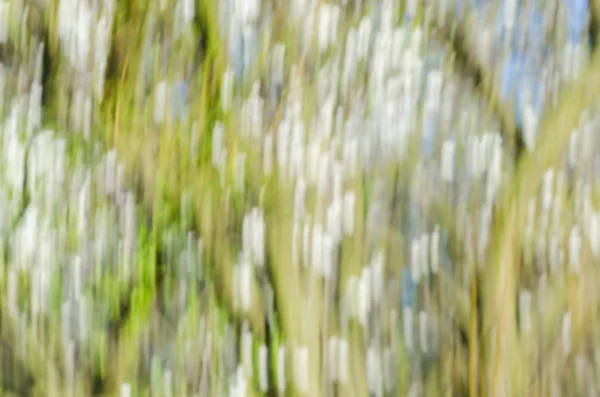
[569,129,579,169]
[367,345,382,395]
[277,346,286,394]
[240,257,252,313]
[430,225,440,273]
[419,233,430,278]
[0,1,7,43]
[183,0,195,25]
[343,191,356,236]
[542,168,554,214]
[411,239,421,283]
[519,289,532,332]
[441,140,455,182]
[120,383,132,397]
[222,69,234,112]
[523,104,538,151]
[569,225,582,275]
[338,337,349,384]
[259,344,269,392]
[322,232,334,280]
[563,312,572,356]
[357,17,371,61]
[358,268,371,327]
[590,213,600,259]
[154,80,167,124]
[327,336,338,383]
[294,345,309,394]
[242,322,254,377]
[318,4,332,53]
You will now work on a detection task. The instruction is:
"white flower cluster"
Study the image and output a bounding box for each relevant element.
[58,0,115,102]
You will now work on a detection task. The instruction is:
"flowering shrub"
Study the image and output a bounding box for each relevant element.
[0,0,599,396]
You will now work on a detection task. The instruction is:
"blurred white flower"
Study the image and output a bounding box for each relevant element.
[487,141,503,200]
[542,168,554,214]
[538,273,547,314]
[430,226,440,273]
[441,140,455,183]
[293,345,309,394]
[590,213,600,259]
[252,208,266,267]
[258,344,269,392]
[212,122,224,168]
[419,234,430,278]
[411,239,421,283]
[357,17,371,61]
[563,312,572,356]
[327,336,338,383]
[239,0,260,25]
[549,230,563,274]
[425,70,442,111]
[76,2,91,71]
[582,121,594,162]
[358,267,372,327]
[164,369,173,397]
[569,129,579,169]
[367,345,382,395]
[338,337,349,384]
[240,257,252,313]
[235,152,246,192]
[7,268,17,318]
[326,198,342,245]
[519,289,532,332]
[318,4,332,53]
[242,322,253,377]
[411,27,423,55]
[222,69,234,113]
[523,104,538,151]
[0,1,7,43]
[277,345,286,394]
[563,42,575,81]
[322,232,334,280]
[155,80,167,124]
[343,191,356,236]
[277,116,290,178]
[504,0,517,30]
[294,178,307,221]
[568,225,582,275]
[120,383,131,397]
[408,382,423,397]
[183,0,195,25]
